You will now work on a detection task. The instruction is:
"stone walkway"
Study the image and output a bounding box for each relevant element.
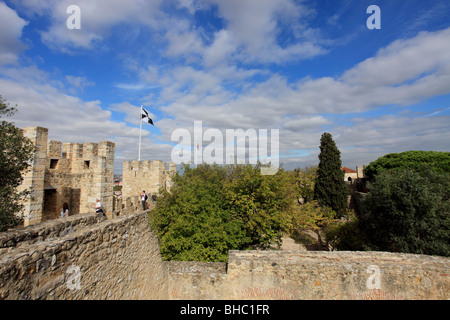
[280,236,307,251]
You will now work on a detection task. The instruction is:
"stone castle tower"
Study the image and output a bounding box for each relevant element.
[17,127,115,226]
[121,160,176,198]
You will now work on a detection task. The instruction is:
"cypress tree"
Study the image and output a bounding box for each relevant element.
[314,132,348,216]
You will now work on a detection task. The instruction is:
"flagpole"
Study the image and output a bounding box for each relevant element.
[138,105,142,161]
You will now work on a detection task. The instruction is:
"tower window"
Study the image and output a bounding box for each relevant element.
[50,159,58,169]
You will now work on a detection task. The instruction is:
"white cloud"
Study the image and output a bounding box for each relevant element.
[0,2,28,65]
[0,66,144,171]
[152,26,450,169]
[65,75,94,94]
[9,0,327,65]
[10,0,164,50]
[156,0,328,66]
[341,28,450,88]
[2,1,450,173]
[207,0,326,64]
[165,21,205,59]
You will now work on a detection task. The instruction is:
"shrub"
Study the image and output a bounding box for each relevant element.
[359,167,450,256]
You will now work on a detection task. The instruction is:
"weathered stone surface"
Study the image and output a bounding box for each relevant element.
[0,212,168,300]
[18,127,115,225]
[225,251,449,300]
[167,251,449,300]
[1,211,448,300]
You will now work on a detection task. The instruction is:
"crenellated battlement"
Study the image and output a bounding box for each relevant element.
[121,159,176,199]
[18,127,115,226]
[17,126,176,227]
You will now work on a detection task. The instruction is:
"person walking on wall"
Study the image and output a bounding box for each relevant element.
[60,203,69,218]
[141,191,148,211]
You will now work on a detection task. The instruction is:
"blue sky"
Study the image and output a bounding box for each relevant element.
[1,0,449,173]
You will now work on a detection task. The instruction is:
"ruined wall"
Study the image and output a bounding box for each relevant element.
[18,127,115,226]
[0,211,168,300]
[168,251,449,300]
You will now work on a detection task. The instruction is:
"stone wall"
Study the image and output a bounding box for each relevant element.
[0,211,168,300]
[167,251,449,300]
[0,210,448,300]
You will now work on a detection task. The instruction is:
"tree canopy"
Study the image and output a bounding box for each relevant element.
[0,95,35,231]
[150,163,299,262]
[364,150,450,181]
[359,167,450,257]
[293,165,317,204]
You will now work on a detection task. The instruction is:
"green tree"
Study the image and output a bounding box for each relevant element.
[364,150,450,181]
[0,95,35,231]
[150,163,298,261]
[290,200,336,232]
[293,165,317,203]
[314,132,348,217]
[224,163,296,249]
[325,210,364,251]
[150,164,247,262]
[359,167,450,256]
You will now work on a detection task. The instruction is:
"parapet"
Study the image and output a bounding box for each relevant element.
[48,141,115,162]
[123,159,175,172]
[121,159,177,197]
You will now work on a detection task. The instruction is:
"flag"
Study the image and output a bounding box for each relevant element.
[141,107,154,125]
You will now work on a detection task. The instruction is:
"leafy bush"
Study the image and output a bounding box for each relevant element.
[325,210,364,251]
[293,165,317,203]
[224,163,296,249]
[150,163,297,262]
[290,200,336,234]
[150,164,246,262]
[359,167,450,256]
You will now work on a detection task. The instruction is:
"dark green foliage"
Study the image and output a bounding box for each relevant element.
[365,150,450,181]
[314,132,348,217]
[0,95,35,231]
[359,168,450,256]
[325,211,364,251]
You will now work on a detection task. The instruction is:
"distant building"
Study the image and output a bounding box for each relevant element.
[341,165,367,183]
[341,166,357,183]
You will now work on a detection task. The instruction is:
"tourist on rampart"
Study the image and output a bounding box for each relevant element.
[60,203,69,218]
[141,191,148,210]
[94,198,104,214]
